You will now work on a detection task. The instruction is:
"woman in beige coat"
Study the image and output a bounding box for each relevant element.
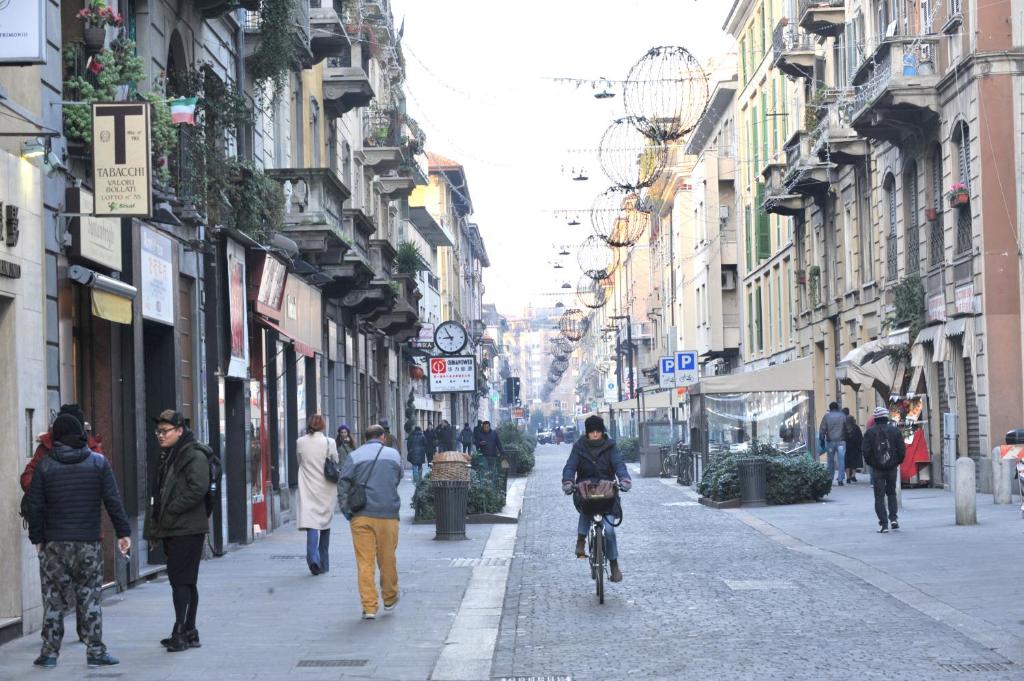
[296,414,338,575]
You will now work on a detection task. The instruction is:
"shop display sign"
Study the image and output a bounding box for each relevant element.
[955,284,976,315]
[226,239,249,378]
[67,189,122,271]
[92,102,152,217]
[412,323,435,349]
[140,226,173,325]
[255,255,287,318]
[328,321,338,362]
[428,355,476,393]
[0,1,45,64]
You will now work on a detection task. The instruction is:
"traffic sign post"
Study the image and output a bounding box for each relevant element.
[675,350,698,387]
[659,356,676,388]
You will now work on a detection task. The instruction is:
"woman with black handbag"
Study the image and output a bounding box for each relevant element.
[296,414,339,575]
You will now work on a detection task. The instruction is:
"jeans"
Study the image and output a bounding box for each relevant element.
[871,468,899,526]
[411,464,423,485]
[577,513,619,561]
[305,528,330,573]
[350,516,400,614]
[826,441,846,482]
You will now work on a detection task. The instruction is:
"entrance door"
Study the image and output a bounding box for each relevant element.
[143,320,176,565]
[0,297,20,618]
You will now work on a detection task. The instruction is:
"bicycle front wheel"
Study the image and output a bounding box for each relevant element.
[593,525,604,604]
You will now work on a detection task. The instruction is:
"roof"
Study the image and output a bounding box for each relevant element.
[426,150,473,216]
[684,78,738,156]
[426,151,463,171]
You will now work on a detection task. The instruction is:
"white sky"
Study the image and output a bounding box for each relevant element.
[391,0,734,318]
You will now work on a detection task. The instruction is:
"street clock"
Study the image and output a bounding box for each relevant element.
[434,320,468,355]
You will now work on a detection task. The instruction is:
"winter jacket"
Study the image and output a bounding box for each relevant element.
[144,432,211,540]
[475,429,505,458]
[844,415,865,469]
[459,427,473,445]
[337,441,403,519]
[424,429,437,455]
[436,424,456,451]
[562,436,631,484]
[27,444,131,545]
[862,419,906,470]
[407,430,427,466]
[819,409,848,443]
[21,432,104,492]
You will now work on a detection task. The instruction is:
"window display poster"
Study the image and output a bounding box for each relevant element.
[140,226,174,324]
[256,255,287,317]
[226,239,249,378]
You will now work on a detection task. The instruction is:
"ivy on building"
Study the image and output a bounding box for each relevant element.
[249,0,299,97]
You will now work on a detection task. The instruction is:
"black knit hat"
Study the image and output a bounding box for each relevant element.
[52,413,87,448]
[59,404,86,427]
[584,415,606,434]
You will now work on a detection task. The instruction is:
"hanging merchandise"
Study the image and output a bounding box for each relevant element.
[590,186,651,247]
[623,45,709,142]
[577,234,621,281]
[598,116,668,190]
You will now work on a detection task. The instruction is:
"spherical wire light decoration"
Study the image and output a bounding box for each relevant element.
[577,234,621,281]
[576,275,607,309]
[551,357,570,373]
[590,187,651,247]
[598,116,668,191]
[559,308,588,342]
[623,46,710,142]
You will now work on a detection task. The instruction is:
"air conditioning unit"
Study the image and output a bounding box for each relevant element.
[721,269,737,290]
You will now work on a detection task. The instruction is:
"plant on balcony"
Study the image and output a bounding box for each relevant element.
[879,274,926,368]
[143,76,179,188]
[63,38,145,144]
[945,182,969,207]
[804,86,829,131]
[77,1,124,27]
[223,158,286,240]
[249,0,299,97]
[395,242,428,275]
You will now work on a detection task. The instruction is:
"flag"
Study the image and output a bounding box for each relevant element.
[169,97,197,125]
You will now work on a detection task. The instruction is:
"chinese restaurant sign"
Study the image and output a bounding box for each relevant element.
[92,102,152,218]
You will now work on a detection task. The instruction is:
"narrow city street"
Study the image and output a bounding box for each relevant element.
[1,444,1021,680]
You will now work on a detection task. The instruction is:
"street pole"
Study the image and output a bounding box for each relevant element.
[625,315,635,400]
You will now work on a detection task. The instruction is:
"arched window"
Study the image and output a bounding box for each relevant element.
[929,143,944,265]
[952,122,972,255]
[903,161,919,275]
[884,173,898,282]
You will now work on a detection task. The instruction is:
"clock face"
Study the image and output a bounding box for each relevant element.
[435,321,467,354]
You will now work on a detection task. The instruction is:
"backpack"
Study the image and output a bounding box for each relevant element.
[203,446,223,517]
[873,428,895,470]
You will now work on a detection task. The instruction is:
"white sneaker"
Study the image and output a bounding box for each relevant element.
[383,595,400,613]
[361,611,376,620]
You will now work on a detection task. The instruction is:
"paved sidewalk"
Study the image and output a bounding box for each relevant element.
[0,476,517,681]
[714,479,1024,666]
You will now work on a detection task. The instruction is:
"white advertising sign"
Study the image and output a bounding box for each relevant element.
[675,350,698,387]
[428,355,476,393]
[659,356,676,389]
[140,226,174,325]
[0,1,45,64]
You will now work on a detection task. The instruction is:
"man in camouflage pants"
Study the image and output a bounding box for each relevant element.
[27,414,131,669]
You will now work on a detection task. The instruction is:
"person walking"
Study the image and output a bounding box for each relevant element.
[338,425,403,620]
[862,406,907,533]
[20,404,105,645]
[296,414,339,576]
[458,423,473,453]
[406,426,427,484]
[436,420,455,452]
[143,410,212,653]
[475,420,505,476]
[336,424,356,464]
[424,425,437,465]
[818,401,848,486]
[27,414,131,669]
[842,407,864,483]
[472,420,484,452]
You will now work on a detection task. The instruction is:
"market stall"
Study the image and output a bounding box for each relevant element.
[882,395,932,485]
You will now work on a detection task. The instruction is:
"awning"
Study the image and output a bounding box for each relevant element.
[255,315,315,358]
[608,388,681,411]
[69,265,137,326]
[690,355,814,394]
[838,339,897,393]
[91,288,132,324]
[410,207,454,247]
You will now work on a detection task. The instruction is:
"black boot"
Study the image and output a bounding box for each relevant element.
[164,625,190,653]
[160,624,181,648]
[185,629,201,648]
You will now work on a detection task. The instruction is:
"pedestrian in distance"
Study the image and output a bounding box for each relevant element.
[862,406,907,533]
[296,414,339,576]
[472,419,483,452]
[336,424,356,465]
[561,415,631,583]
[143,410,214,653]
[842,407,864,483]
[475,420,505,476]
[459,422,473,453]
[337,425,403,620]
[19,404,105,645]
[423,424,437,465]
[406,425,427,485]
[27,413,131,669]
[818,401,848,486]
[437,419,455,452]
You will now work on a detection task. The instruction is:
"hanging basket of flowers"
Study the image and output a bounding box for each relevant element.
[76,1,123,52]
[945,182,969,207]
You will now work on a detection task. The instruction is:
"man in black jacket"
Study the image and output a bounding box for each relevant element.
[862,406,906,533]
[27,414,131,669]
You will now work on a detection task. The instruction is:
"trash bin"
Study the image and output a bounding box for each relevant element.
[737,458,767,507]
[639,446,661,477]
[432,480,469,541]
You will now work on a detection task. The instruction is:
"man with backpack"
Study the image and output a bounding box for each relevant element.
[862,406,906,533]
[143,410,215,652]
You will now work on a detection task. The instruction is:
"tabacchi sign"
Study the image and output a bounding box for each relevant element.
[0,1,45,64]
[92,102,153,218]
[428,356,476,394]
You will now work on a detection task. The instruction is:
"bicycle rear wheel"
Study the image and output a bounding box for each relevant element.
[593,525,604,604]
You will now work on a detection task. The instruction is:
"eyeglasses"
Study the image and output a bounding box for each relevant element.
[154,427,179,437]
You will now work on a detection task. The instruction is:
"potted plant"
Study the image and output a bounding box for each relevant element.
[924,206,939,221]
[945,182,969,207]
[76,1,123,52]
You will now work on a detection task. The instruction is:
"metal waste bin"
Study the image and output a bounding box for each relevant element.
[432,479,469,541]
[737,458,767,507]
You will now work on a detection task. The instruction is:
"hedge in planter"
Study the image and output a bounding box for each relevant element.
[698,440,831,504]
[411,470,506,522]
[617,437,639,463]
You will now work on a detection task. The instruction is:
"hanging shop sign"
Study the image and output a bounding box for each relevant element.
[226,239,250,378]
[66,188,122,271]
[927,293,947,322]
[281,275,323,357]
[254,253,287,319]
[328,321,338,363]
[954,283,976,315]
[92,102,152,218]
[411,323,435,349]
[140,226,174,325]
[428,355,477,394]
[0,1,45,64]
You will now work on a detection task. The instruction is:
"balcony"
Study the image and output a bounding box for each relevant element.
[323,43,375,118]
[799,0,845,38]
[771,20,816,81]
[244,2,314,69]
[194,0,259,18]
[309,0,349,63]
[374,273,422,340]
[373,170,416,200]
[266,168,352,266]
[357,106,406,172]
[783,130,832,197]
[810,99,868,165]
[763,182,805,217]
[850,36,941,144]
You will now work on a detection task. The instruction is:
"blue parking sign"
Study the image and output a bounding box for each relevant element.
[675,351,698,386]
[658,356,676,388]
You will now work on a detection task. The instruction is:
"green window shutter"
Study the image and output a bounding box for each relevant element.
[771,80,778,151]
[751,107,759,176]
[747,291,754,352]
[745,205,753,271]
[761,92,769,164]
[777,270,784,341]
[755,185,771,260]
[741,38,747,84]
[755,286,763,351]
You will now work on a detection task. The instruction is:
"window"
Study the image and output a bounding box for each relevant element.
[930,144,944,265]
[760,92,769,167]
[884,173,898,282]
[741,37,748,83]
[953,123,972,255]
[752,105,760,176]
[755,185,771,261]
[745,205,753,271]
[856,167,874,281]
[755,285,764,352]
[903,161,919,274]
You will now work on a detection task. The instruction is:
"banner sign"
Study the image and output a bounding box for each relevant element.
[0,1,45,64]
[226,239,249,378]
[66,188,122,271]
[92,102,152,217]
[140,226,173,325]
[428,355,476,393]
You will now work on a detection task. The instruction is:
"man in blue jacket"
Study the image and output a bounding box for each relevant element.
[561,415,631,582]
[27,414,131,669]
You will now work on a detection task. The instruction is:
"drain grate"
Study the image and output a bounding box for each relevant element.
[270,554,305,560]
[450,557,511,568]
[297,659,368,668]
[938,662,1014,673]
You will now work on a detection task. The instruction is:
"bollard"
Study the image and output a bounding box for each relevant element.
[992,448,1013,504]
[955,457,977,525]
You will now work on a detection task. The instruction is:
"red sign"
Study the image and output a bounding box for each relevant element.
[430,358,447,374]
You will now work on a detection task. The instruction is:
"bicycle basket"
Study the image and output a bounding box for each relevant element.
[575,480,617,515]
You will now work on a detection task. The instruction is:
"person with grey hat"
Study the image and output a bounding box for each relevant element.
[143,410,213,652]
[26,413,130,669]
[862,406,906,533]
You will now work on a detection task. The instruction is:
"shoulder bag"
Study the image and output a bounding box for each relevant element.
[322,436,339,482]
[347,444,385,513]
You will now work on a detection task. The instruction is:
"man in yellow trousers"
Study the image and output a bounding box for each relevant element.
[337,424,403,620]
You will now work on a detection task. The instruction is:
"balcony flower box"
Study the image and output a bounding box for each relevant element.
[945,183,969,207]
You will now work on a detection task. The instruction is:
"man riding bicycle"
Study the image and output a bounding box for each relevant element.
[561,415,631,582]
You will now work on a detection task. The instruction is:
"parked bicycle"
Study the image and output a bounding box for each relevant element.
[674,441,694,486]
[659,445,677,478]
[567,480,626,604]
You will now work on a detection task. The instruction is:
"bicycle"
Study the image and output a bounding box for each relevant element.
[567,481,625,604]
[659,445,677,478]
[674,441,694,486]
